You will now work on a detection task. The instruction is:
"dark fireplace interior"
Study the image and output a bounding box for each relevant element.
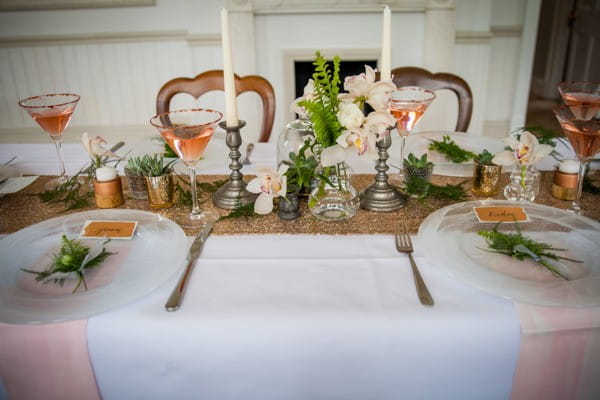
[294,60,378,98]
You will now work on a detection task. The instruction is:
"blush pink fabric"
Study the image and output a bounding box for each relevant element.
[511,303,600,400]
[0,319,101,400]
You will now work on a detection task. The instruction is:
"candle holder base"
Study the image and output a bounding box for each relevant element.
[212,120,257,209]
[359,133,406,212]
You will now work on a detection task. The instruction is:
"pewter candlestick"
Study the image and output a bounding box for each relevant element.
[212,120,257,209]
[359,132,406,211]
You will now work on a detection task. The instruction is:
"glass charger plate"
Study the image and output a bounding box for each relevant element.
[403,131,506,177]
[0,209,187,324]
[418,200,600,306]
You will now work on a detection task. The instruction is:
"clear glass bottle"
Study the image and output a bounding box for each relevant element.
[276,118,314,165]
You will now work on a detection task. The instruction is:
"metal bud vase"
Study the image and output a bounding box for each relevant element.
[472,162,502,197]
[145,174,174,209]
[278,191,301,220]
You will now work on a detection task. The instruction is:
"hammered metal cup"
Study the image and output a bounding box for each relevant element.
[145,174,174,209]
[472,162,502,196]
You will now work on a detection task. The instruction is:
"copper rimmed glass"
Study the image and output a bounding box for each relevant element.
[150,108,223,228]
[554,105,600,214]
[389,87,436,186]
[557,81,600,121]
[18,93,80,189]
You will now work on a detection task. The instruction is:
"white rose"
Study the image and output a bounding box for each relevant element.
[337,102,365,130]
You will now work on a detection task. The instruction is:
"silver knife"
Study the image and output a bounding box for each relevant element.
[165,220,215,311]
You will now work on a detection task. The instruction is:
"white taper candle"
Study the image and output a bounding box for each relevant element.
[220,8,239,127]
[380,5,391,81]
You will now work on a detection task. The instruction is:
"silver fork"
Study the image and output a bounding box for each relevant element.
[395,223,434,306]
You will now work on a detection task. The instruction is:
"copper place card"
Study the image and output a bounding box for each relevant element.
[473,206,529,223]
[80,220,138,239]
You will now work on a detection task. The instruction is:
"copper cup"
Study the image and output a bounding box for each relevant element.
[93,178,124,208]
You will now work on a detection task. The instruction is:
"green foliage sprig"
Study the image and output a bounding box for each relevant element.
[135,154,177,177]
[404,177,467,201]
[478,222,581,280]
[38,168,94,211]
[404,153,434,169]
[297,51,342,147]
[219,201,257,221]
[428,135,476,163]
[21,235,114,293]
[175,176,227,206]
[163,142,178,158]
[283,140,319,194]
[474,149,496,166]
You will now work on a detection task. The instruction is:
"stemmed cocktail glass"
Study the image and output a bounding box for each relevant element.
[558,81,600,120]
[554,105,600,215]
[389,87,436,186]
[150,108,223,228]
[18,93,80,189]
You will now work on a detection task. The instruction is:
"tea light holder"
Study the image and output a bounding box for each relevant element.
[212,120,257,209]
[93,166,124,208]
[359,132,406,211]
[552,159,579,201]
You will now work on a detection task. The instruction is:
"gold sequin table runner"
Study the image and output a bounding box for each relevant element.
[1,172,599,236]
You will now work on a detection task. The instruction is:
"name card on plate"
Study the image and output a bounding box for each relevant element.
[473,206,529,223]
[80,220,138,239]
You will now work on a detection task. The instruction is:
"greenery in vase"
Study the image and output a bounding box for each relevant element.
[297,51,342,148]
[135,154,177,177]
[21,235,114,293]
[474,149,496,166]
[283,139,319,195]
[404,153,434,169]
[428,135,476,163]
[478,222,582,280]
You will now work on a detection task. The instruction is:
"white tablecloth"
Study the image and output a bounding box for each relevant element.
[87,235,520,400]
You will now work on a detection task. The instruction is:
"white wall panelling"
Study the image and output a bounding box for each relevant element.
[0,0,541,144]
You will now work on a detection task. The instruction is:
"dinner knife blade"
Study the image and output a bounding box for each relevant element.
[164,220,214,312]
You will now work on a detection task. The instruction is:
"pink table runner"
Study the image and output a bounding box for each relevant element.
[0,320,100,400]
[511,303,600,400]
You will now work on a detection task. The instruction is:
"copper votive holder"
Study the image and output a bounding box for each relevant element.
[552,170,578,200]
[472,163,502,197]
[93,177,124,208]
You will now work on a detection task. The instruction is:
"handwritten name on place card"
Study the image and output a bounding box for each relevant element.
[473,206,529,223]
[80,220,138,239]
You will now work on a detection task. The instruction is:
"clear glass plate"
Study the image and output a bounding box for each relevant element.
[418,200,600,306]
[403,131,507,177]
[0,209,187,324]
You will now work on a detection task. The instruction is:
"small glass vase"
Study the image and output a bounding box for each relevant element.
[504,165,541,202]
[276,117,314,165]
[124,167,148,200]
[404,163,434,198]
[309,162,358,221]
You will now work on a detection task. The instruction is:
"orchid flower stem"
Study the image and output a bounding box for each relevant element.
[520,165,527,188]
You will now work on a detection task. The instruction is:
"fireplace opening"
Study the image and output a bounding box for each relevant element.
[294,60,378,98]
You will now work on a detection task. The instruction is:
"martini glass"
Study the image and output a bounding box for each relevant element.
[558,81,600,120]
[389,87,436,186]
[150,108,223,228]
[18,93,80,189]
[554,105,600,214]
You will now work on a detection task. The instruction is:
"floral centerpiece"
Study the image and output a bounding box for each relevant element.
[492,130,553,201]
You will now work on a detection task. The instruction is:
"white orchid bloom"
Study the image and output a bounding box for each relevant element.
[337,102,365,130]
[82,132,121,161]
[320,144,347,167]
[246,164,289,214]
[492,131,554,167]
[339,65,396,112]
[365,110,396,139]
[336,127,378,160]
[290,79,315,118]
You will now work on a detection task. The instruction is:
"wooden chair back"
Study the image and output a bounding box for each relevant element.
[391,67,473,132]
[156,70,275,142]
